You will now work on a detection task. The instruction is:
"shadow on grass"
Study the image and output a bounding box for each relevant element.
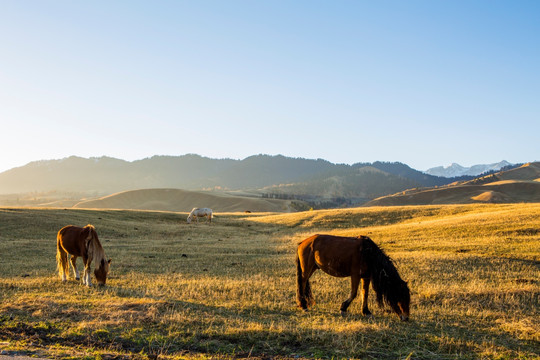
[3,288,537,360]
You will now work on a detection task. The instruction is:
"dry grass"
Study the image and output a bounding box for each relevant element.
[0,204,538,359]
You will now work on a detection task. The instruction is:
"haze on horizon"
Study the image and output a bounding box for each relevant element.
[0,1,538,173]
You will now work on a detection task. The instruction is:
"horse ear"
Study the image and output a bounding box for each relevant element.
[108,259,112,264]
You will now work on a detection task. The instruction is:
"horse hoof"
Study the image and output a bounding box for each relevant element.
[340,311,348,317]
[75,277,80,281]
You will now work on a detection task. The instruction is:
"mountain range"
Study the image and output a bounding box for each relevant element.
[0,154,457,196]
[425,160,512,177]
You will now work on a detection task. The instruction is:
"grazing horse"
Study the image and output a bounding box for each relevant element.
[56,224,111,287]
[187,208,213,224]
[296,234,410,321]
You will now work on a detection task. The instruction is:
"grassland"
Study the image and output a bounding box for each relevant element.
[0,204,538,359]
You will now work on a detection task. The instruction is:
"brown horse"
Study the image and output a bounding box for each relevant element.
[56,224,111,286]
[296,234,410,321]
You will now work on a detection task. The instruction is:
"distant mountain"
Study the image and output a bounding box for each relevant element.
[367,162,540,206]
[425,161,512,177]
[0,155,346,194]
[0,155,455,206]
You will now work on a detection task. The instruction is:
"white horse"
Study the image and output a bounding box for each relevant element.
[187,208,213,224]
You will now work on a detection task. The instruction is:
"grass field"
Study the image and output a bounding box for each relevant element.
[0,204,538,359]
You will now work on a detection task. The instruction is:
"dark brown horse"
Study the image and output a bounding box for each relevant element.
[296,234,410,321]
[56,225,111,286]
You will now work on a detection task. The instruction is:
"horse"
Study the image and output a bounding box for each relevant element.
[296,234,410,321]
[187,208,213,224]
[56,224,111,287]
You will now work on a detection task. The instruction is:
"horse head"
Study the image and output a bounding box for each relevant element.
[395,280,410,321]
[94,258,111,286]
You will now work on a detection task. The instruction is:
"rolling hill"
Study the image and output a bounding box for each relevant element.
[366,162,540,206]
[73,188,297,213]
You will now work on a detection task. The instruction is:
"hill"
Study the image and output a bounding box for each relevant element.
[462,162,540,185]
[367,162,540,206]
[73,188,296,212]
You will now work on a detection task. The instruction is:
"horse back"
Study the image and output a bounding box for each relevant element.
[57,225,93,257]
[298,234,368,278]
[194,208,212,217]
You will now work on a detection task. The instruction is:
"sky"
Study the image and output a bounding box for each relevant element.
[0,1,538,173]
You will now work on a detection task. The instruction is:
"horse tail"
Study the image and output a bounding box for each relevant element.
[296,252,313,309]
[56,228,68,280]
[363,237,406,308]
[305,269,313,306]
[296,253,305,308]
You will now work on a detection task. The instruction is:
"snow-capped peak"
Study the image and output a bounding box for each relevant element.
[425,161,511,178]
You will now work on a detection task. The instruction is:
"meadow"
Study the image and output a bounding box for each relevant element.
[0,204,538,359]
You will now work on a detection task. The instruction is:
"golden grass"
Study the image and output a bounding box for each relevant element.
[0,204,539,359]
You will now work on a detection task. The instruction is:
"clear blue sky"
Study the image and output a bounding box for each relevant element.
[0,1,538,173]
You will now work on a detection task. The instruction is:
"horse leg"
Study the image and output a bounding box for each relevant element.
[70,255,80,281]
[360,277,372,316]
[340,273,360,315]
[82,256,92,287]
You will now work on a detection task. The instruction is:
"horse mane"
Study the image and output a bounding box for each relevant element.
[362,237,409,308]
[85,225,107,271]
